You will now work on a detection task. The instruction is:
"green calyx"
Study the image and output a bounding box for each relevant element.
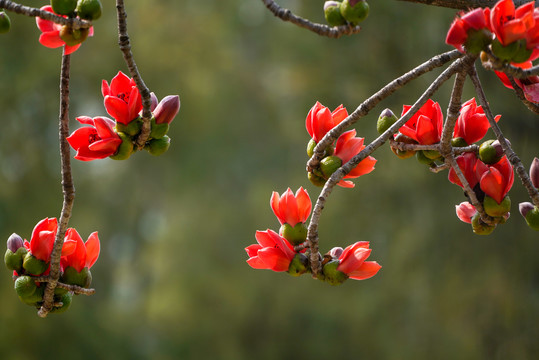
[422,149,442,160]
[524,206,539,231]
[109,132,134,160]
[76,0,102,21]
[116,117,143,137]
[307,139,316,157]
[149,117,170,139]
[416,150,435,166]
[62,266,92,288]
[451,137,468,148]
[146,135,171,156]
[50,292,73,314]
[308,172,326,187]
[321,260,348,286]
[59,26,89,46]
[320,155,342,178]
[280,223,308,246]
[0,11,11,34]
[479,140,501,165]
[464,28,492,55]
[22,253,49,275]
[511,39,533,63]
[15,276,44,306]
[324,2,346,27]
[340,0,369,26]
[4,246,27,273]
[471,213,496,235]
[51,0,78,15]
[287,253,310,277]
[491,39,520,62]
[391,133,416,159]
[483,195,511,217]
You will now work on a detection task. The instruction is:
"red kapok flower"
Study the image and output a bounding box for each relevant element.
[270,187,311,227]
[495,61,539,103]
[27,217,76,262]
[102,71,143,125]
[35,6,94,55]
[67,116,122,161]
[490,0,539,48]
[61,229,100,273]
[306,102,348,143]
[476,155,514,204]
[455,201,477,223]
[336,241,381,280]
[399,99,443,145]
[245,230,295,272]
[453,98,501,145]
[446,8,491,52]
[448,152,481,189]
[333,130,377,188]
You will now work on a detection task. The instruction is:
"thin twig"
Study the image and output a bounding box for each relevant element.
[116,0,152,149]
[260,0,361,38]
[396,0,536,10]
[0,0,91,29]
[507,77,539,115]
[38,51,76,318]
[307,50,463,171]
[305,56,470,276]
[440,70,468,156]
[468,65,539,207]
[12,275,95,296]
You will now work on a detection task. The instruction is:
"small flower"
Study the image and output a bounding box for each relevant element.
[453,98,501,145]
[446,8,491,53]
[455,202,477,223]
[490,0,539,49]
[35,6,93,55]
[333,130,377,188]
[28,217,58,262]
[60,229,100,273]
[476,156,515,204]
[336,241,381,280]
[306,102,348,143]
[102,71,143,125]
[245,230,296,272]
[67,116,122,161]
[270,187,311,227]
[399,99,443,145]
[154,95,181,125]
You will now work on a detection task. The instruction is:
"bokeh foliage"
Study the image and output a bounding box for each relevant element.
[0,0,538,359]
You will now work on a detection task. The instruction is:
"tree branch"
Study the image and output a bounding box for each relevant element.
[260,0,362,38]
[0,0,91,29]
[116,0,152,150]
[38,51,76,318]
[396,0,537,10]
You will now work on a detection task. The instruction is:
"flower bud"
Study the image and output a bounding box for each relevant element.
[7,233,23,253]
[377,108,397,135]
[146,135,171,156]
[287,253,309,277]
[328,246,344,259]
[391,133,416,159]
[530,157,539,189]
[340,0,369,26]
[62,266,92,288]
[324,1,346,27]
[479,139,502,165]
[50,292,73,314]
[15,276,44,306]
[154,95,180,125]
[0,11,11,34]
[322,260,348,285]
[471,213,496,235]
[59,25,89,46]
[150,92,158,112]
[308,171,326,187]
[483,194,511,217]
[423,150,442,160]
[416,150,435,166]
[306,139,316,157]
[5,246,27,273]
[51,0,78,15]
[76,0,102,21]
[109,132,134,160]
[451,137,468,147]
[149,117,170,140]
[22,252,49,275]
[280,223,308,246]
[320,155,342,178]
[520,203,539,231]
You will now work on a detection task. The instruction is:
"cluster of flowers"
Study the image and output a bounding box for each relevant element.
[4,218,100,313]
[445,0,539,102]
[36,0,102,55]
[323,0,369,27]
[306,102,377,188]
[67,71,180,161]
[245,188,381,285]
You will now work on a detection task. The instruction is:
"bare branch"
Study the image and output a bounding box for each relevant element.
[38,51,76,318]
[507,77,539,115]
[396,0,536,10]
[116,0,153,149]
[0,0,91,29]
[260,0,362,38]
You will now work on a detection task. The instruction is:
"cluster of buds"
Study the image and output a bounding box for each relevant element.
[36,1,102,55]
[245,188,381,285]
[67,71,180,161]
[4,218,100,313]
[519,158,539,230]
[323,0,369,27]
[306,102,377,188]
[446,0,539,63]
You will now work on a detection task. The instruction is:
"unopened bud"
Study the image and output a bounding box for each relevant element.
[0,11,11,34]
[530,157,539,188]
[328,246,344,259]
[154,95,180,125]
[519,202,534,218]
[479,139,502,164]
[287,253,309,277]
[320,155,342,178]
[451,137,468,147]
[471,213,496,235]
[7,233,23,253]
[340,0,369,26]
[520,203,539,231]
[324,1,346,27]
[146,135,171,156]
[377,108,397,135]
[149,92,158,112]
[322,260,348,285]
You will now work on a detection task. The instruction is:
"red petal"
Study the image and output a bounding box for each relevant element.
[337,247,372,275]
[85,232,100,269]
[480,167,505,204]
[101,80,111,97]
[104,96,130,124]
[295,187,311,223]
[257,247,291,272]
[416,115,439,145]
[110,71,132,95]
[39,32,64,48]
[455,202,476,223]
[64,44,82,55]
[67,127,95,150]
[348,261,382,280]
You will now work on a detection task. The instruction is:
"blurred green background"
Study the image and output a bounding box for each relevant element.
[1,0,538,359]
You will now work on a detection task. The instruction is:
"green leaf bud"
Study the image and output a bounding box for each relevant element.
[51,0,78,15]
[0,11,11,34]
